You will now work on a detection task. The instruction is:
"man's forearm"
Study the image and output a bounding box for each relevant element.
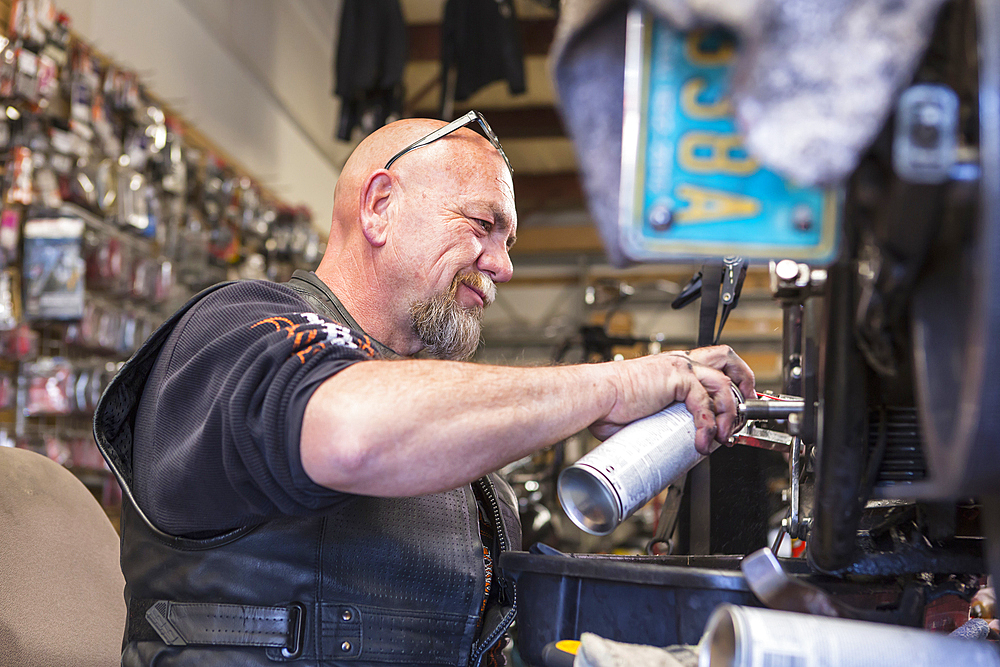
[300,346,754,496]
[300,359,617,496]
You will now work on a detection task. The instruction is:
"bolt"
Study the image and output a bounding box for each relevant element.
[648,204,674,231]
[781,518,790,528]
[790,365,802,379]
[793,204,813,231]
[788,411,801,436]
[775,259,800,283]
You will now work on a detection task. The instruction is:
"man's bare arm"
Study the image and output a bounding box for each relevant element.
[300,345,755,497]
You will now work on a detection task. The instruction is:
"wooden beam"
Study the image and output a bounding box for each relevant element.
[407,18,557,62]
[0,0,11,35]
[513,172,585,213]
[510,224,604,256]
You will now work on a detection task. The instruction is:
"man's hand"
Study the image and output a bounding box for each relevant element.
[589,345,756,455]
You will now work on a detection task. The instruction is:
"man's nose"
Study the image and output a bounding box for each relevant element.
[478,241,514,284]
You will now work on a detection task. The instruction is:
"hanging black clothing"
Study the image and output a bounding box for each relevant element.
[334,0,407,140]
[440,0,526,115]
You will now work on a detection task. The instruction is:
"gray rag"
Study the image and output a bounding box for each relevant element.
[951,618,993,640]
[573,633,699,667]
[551,0,946,266]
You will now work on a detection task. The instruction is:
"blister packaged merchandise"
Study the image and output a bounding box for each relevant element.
[22,216,84,320]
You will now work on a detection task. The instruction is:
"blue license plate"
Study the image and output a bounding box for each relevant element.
[618,10,840,264]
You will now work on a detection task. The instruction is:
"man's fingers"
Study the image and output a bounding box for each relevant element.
[685,345,756,400]
[689,364,740,444]
[713,391,739,444]
[683,380,718,455]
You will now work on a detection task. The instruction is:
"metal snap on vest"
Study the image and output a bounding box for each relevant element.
[341,641,352,652]
[341,609,353,621]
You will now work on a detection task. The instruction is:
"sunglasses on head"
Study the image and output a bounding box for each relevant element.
[384,110,513,176]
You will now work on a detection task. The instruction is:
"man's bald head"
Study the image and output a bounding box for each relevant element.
[331,118,510,230]
[317,116,517,357]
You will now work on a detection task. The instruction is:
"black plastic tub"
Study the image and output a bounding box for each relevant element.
[500,552,770,666]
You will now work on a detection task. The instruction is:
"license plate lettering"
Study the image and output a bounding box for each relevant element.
[675,184,762,224]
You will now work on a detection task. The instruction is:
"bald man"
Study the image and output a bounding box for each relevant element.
[94,116,754,667]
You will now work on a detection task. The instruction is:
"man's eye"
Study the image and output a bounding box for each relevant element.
[474,218,493,232]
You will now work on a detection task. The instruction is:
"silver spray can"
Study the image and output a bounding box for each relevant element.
[558,385,745,536]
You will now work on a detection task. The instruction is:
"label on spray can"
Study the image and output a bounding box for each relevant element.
[558,386,743,536]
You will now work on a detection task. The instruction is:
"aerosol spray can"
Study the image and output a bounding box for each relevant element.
[558,385,745,536]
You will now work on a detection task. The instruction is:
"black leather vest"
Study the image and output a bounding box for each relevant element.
[94,276,521,666]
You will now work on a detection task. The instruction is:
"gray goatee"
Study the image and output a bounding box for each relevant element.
[409,272,495,361]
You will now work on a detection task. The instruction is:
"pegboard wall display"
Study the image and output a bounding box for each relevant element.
[0,0,322,518]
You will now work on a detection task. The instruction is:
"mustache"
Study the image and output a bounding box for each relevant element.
[452,271,496,306]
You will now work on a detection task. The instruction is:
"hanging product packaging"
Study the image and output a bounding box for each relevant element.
[0,322,37,359]
[34,158,63,209]
[208,218,241,264]
[117,166,151,233]
[0,46,15,99]
[159,124,186,195]
[9,0,46,50]
[49,127,80,200]
[22,216,85,320]
[153,259,173,304]
[0,371,14,409]
[0,269,19,330]
[22,356,73,415]
[144,182,161,240]
[35,52,57,105]
[68,156,99,209]
[40,11,70,67]
[95,155,118,214]
[0,208,22,267]
[130,256,156,301]
[69,43,97,139]
[70,298,99,347]
[83,231,127,294]
[14,47,39,102]
[6,146,34,205]
[104,67,140,115]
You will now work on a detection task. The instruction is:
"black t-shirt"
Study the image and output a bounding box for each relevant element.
[132,280,376,535]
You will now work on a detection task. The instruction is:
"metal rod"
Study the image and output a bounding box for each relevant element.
[739,400,805,420]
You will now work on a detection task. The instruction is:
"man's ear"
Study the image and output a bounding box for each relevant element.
[358,170,393,247]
